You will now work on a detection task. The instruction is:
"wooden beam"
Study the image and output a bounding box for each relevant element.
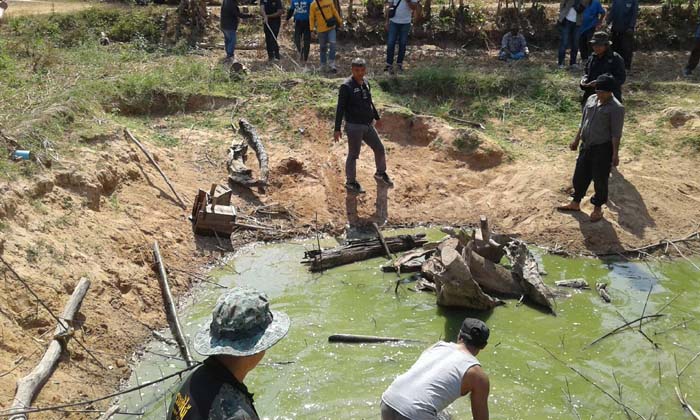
[9,278,91,420]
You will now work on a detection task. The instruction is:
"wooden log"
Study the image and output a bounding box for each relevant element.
[97,405,120,420]
[431,248,502,310]
[506,240,555,313]
[124,128,187,209]
[467,248,524,298]
[556,279,590,289]
[238,119,269,186]
[328,334,420,343]
[302,234,427,272]
[596,282,611,303]
[153,242,195,367]
[8,278,91,420]
[372,222,394,261]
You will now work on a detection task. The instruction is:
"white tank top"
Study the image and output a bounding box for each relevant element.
[381,341,480,420]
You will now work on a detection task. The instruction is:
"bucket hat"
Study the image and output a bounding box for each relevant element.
[590,31,611,46]
[194,288,290,357]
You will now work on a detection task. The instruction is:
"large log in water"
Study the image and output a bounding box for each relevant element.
[302,234,427,272]
[425,247,502,310]
[466,248,524,298]
[506,240,556,313]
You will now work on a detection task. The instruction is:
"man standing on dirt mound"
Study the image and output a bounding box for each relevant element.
[380,318,491,420]
[168,288,290,420]
[558,74,625,223]
[334,58,394,194]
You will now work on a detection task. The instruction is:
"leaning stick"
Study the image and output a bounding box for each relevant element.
[124,128,187,209]
[586,314,665,348]
[328,334,422,343]
[152,242,195,367]
[97,405,120,420]
[8,278,91,420]
[372,222,394,261]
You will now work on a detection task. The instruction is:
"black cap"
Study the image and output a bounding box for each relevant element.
[459,318,490,348]
[594,74,616,92]
[351,58,367,67]
[590,31,611,46]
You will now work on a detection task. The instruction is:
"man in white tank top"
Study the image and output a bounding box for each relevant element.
[380,318,491,420]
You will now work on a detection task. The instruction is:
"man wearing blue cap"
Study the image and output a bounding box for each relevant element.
[168,288,290,420]
[381,318,491,420]
[558,74,625,223]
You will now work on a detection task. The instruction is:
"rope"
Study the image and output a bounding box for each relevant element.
[264,19,303,70]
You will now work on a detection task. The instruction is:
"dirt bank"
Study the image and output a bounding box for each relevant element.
[1,37,700,418]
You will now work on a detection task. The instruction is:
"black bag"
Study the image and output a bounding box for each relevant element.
[387,0,403,19]
[315,0,338,28]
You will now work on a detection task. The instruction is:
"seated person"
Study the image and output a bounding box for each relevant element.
[499,26,529,61]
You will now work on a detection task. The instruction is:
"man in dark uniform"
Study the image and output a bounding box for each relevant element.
[580,31,626,105]
[683,9,700,76]
[606,0,638,70]
[260,0,284,61]
[168,288,290,420]
[558,75,625,223]
[334,58,394,194]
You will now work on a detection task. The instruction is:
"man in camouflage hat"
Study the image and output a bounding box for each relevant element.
[168,288,290,420]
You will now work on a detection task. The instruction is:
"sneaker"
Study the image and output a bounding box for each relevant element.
[374,172,394,188]
[569,63,580,70]
[345,181,365,194]
[558,64,565,69]
[396,63,404,73]
[384,64,394,74]
[329,62,338,73]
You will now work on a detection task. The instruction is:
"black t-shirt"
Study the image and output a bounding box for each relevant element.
[261,0,283,19]
[168,357,259,420]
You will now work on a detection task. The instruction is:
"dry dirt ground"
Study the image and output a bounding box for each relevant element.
[1,23,700,418]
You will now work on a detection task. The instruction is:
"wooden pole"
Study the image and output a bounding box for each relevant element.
[124,128,187,209]
[328,334,421,343]
[372,222,394,261]
[152,241,195,367]
[9,278,91,420]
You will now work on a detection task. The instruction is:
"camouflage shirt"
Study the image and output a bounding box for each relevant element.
[169,357,259,420]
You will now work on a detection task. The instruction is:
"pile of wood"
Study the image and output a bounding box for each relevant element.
[400,217,556,313]
[302,234,428,272]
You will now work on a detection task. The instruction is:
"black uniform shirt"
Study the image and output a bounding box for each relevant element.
[581,49,626,101]
[168,357,259,420]
[334,77,381,131]
[261,0,283,20]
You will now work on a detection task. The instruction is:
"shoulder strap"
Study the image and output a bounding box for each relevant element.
[315,0,328,20]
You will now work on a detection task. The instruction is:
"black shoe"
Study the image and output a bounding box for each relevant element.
[374,172,394,187]
[345,181,365,194]
[384,64,394,74]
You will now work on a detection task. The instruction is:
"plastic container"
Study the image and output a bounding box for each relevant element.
[12,150,31,160]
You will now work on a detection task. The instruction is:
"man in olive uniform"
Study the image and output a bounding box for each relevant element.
[168,289,290,420]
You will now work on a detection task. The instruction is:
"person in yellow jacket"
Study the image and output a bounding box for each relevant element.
[309,0,342,72]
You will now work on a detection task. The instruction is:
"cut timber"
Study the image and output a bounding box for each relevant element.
[428,247,502,310]
[8,278,91,420]
[467,248,524,298]
[238,119,269,186]
[556,279,590,289]
[302,234,427,272]
[153,242,195,367]
[124,128,187,209]
[506,240,556,313]
[328,334,420,343]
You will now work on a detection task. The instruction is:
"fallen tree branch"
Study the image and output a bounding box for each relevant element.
[237,119,269,186]
[152,242,195,367]
[8,278,91,420]
[124,128,187,209]
[328,334,422,343]
[586,314,665,348]
[675,388,700,420]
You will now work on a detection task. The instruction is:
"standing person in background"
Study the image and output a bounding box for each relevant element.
[580,31,626,104]
[261,0,284,62]
[578,0,605,61]
[606,0,638,71]
[683,8,700,76]
[309,0,342,72]
[557,0,590,69]
[220,0,254,63]
[287,0,313,65]
[383,0,419,74]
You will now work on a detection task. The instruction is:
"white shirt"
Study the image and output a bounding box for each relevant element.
[565,6,577,22]
[388,0,418,25]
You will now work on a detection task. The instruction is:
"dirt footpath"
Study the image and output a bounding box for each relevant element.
[1,51,700,416]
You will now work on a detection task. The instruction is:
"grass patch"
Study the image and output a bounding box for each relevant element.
[681,134,700,152]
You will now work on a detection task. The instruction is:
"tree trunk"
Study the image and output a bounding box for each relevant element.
[506,240,555,313]
[466,248,524,297]
[9,278,91,420]
[238,119,269,186]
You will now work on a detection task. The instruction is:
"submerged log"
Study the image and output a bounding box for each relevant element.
[506,241,556,313]
[328,334,421,343]
[302,234,427,272]
[428,247,502,310]
[382,248,435,273]
[9,278,91,420]
[556,279,590,289]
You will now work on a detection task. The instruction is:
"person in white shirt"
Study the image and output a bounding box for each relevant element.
[380,318,491,420]
[384,0,420,74]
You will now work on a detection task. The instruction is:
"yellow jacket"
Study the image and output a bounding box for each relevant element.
[309,0,342,33]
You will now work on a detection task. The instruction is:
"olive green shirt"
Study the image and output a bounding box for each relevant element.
[580,94,625,149]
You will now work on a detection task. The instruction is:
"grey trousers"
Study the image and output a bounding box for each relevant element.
[380,401,411,420]
[345,122,387,183]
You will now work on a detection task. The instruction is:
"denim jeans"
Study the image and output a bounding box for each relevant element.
[222,29,237,58]
[386,22,411,65]
[499,50,526,60]
[558,19,579,65]
[318,28,337,65]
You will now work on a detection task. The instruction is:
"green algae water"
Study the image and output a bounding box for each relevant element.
[118,229,700,419]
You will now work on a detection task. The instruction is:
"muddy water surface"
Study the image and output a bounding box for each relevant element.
[119,229,700,420]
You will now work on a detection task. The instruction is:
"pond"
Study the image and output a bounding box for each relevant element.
[117,228,700,420]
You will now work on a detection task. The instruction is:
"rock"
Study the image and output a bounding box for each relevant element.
[662,107,699,128]
[115,359,127,368]
[97,166,121,195]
